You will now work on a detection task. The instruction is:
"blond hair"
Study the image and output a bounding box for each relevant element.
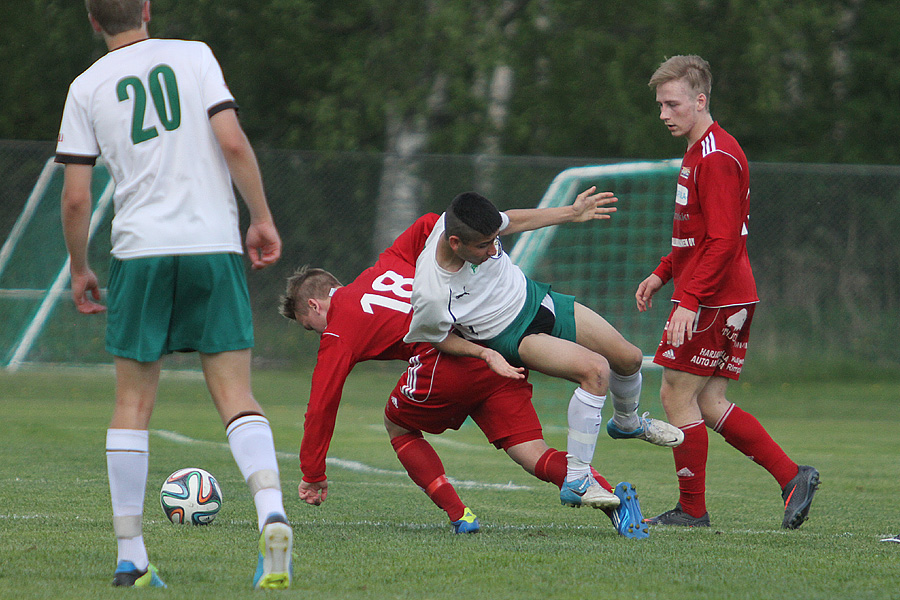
[649,55,712,102]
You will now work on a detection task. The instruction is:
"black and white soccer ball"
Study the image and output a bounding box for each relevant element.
[160,467,223,525]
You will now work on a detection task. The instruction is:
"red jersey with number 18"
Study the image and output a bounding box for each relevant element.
[653,122,758,313]
[299,213,440,482]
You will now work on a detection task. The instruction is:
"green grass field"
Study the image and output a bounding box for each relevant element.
[2,363,898,599]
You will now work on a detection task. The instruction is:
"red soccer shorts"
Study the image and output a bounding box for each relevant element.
[384,347,543,449]
[653,303,756,380]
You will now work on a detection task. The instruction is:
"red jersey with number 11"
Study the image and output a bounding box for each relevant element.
[653,122,758,313]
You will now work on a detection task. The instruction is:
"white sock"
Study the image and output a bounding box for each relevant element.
[226,415,286,531]
[609,370,642,430]
[253,488,285,530]
[106,429,149,571]
[565,388,606,482]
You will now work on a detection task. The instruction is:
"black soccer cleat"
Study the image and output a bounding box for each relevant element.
[643,503,710,527]
[782,465,819,529]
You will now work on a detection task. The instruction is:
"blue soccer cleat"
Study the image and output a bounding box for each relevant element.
[253,513,293,590]
[611,482,649,539]
[451,507,480,534]
[112,561,167,588]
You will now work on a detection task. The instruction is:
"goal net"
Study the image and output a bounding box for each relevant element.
[509,160,681,359]
[2,157,680,370]
[0,159,114,370]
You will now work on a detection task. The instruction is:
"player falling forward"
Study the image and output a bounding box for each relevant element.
[56,0,291,588]
[280,214,648,538]
[637,55,818,529]
[404,189,683,510]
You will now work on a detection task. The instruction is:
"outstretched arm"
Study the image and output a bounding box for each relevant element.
[502,186,617,236]
[299,335,356,498]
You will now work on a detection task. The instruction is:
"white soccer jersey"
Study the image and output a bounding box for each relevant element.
[56,39,241,259]
[404,213,527,343]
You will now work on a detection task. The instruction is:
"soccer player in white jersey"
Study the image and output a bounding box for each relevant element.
[281,216,650,538]
[56,0,291,589]
[636,55,818,529]
[404,188,685,510]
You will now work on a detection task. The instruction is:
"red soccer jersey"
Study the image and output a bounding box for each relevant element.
[300,213,440,482]
[653,122,758,312]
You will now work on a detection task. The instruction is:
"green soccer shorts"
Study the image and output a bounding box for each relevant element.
[106,253,254,362]
[483,278,576,367]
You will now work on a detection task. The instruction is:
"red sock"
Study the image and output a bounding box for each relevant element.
[590,466,614,492]
[534,449,567,487]
[715,404,799,488]
[673,421,708,518]
[391,432,466,521]
[534,449,613,492]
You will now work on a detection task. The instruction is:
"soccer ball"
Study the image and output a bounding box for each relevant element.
[160,467,223,525]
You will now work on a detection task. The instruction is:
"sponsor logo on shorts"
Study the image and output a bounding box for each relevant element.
[390,395,399,408]
[724,356,744,374]
[691,353,724,368]
[721,308,749,341]
[662,349,676,360]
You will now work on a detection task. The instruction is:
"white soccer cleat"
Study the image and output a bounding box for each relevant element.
[607,412,684,447]
[581,481,622,509]
[560,475,621,509]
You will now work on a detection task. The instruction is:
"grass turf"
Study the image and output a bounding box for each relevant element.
[1,363,898,599]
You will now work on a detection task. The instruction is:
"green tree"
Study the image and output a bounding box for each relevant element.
[3,0,898,164]
[0,1,103,142]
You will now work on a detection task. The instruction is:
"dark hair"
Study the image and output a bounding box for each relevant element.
[445,192,502,244]
[85,0,145,36]
[279,266,341,321]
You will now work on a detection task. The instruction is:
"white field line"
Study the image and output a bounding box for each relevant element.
[0,510,875,539]
[364,424,495,452]
[152,429,533,491]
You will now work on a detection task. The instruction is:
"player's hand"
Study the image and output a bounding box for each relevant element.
[298,479,328,506]
[635,274,664,312]
[482,348,526,380]
[70,268,106,314]
[666,306,696,348]
[245,220,282,270]
[570,186,617,222]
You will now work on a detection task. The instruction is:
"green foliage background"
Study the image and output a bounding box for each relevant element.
[3,0,898,163]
